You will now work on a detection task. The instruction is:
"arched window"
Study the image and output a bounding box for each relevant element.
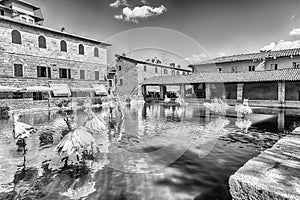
[12,30,21,44]
[60,40,67,52]
[38,36,46,48]
[94,47,99,57]
[79,44,84,55]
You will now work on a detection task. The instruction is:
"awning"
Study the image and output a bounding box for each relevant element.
[70,87,95,92]
[49,84,71,97]
[92,84,107,95]
[22,86,54,92]
[0,85,19,92]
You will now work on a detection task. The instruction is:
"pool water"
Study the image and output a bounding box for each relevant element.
[0,104,298,200]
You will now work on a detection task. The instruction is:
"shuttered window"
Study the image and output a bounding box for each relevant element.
[38,36,46,48]
[60,40,67,52]
[95,71,99,80]
[59,68,71,79]
[37,66,51,78]
[12,30,21,44]
[14,64,23,77]
[80,70,85,80]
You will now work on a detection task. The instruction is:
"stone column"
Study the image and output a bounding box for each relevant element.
[205,83,211,100]
[160,85,166,99]
[141,85,147,96]
[237,83,244,101]
[180,84,185,98]
[277,109,285,132]
[278,81,285,104]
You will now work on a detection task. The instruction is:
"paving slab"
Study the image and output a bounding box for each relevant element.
[229,131,300,200]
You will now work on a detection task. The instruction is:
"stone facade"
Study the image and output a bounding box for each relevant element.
[0,15,110,110]
[0,17,108,80]
[114,55,191,97]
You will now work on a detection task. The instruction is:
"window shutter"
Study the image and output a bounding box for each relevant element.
[59,68,62,78]
[48,67,51,78]
[14,64,23,77]
[68,69,71,79]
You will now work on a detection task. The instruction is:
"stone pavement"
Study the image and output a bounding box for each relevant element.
[229,129,300,200]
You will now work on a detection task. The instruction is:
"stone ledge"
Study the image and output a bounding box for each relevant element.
[229,134,300,200]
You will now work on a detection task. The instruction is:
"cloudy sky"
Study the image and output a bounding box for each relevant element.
[28,0,300,65]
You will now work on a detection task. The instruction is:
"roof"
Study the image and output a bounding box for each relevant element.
[141,68,300,85]
[0,0,40,10]
[116,54,192,72]
[194,48,300,66]
[0,16,111,46]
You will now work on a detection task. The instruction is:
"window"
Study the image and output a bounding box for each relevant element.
[37,66,51,78]
[217,68,222,72]
[95,71,99,80]
[177,71,180,75]
[12,30,21,44]
[249,65,255,71]
[94,47,99,57]
[155,67,158,73]
[183,72,185,75]
[38,36,46,49]
[13,92,23,99]
[33,92,48,100]
[80,70,85,80]
[14,64,23,77]
[164,69,168,74]
[232,67,237,72]
[21,17,26,22]
[172,70,175,75]
[79,44,84,55]
[271,64,278,70]
[119,78,123,86]
[28,19,34,24]
[60,40,67,52]
[144,65,147,72]
[1,10,4,16]
[118,66,122,71]
[59,68,71,79]
[293,62,300,69]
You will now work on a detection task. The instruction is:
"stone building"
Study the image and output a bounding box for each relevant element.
[190,48,300,73]
[113,54,191,97]
[0,0,110,110]
[142,48,300,108]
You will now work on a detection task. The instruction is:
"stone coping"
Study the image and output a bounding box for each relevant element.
[229,129,300,200]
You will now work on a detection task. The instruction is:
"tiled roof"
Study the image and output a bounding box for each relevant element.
[116,54,192,72]
[0,16,111,46]
[141,68,300,85]
[195,48,300,65]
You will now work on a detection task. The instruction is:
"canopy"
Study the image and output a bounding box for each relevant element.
[70,87,95,92]
[49,84,71,97]
[22,86,54,92]
[0,85,19,92]
[92,84,107,95]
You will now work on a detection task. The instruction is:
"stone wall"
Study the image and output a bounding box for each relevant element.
[0,17,107,80]
[115,58,138,97]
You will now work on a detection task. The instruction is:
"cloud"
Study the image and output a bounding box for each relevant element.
[185,53,208,63]
[261,40,300,51]
[109,0,128,8]
[118,5,167,23]
[289,28,300,37]
[114,14,123,20]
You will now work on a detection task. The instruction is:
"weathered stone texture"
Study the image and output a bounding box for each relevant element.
[229,134,300,200]
[0,18,107,80]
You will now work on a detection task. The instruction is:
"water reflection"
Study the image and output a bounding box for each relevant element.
[0,103,297,200]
